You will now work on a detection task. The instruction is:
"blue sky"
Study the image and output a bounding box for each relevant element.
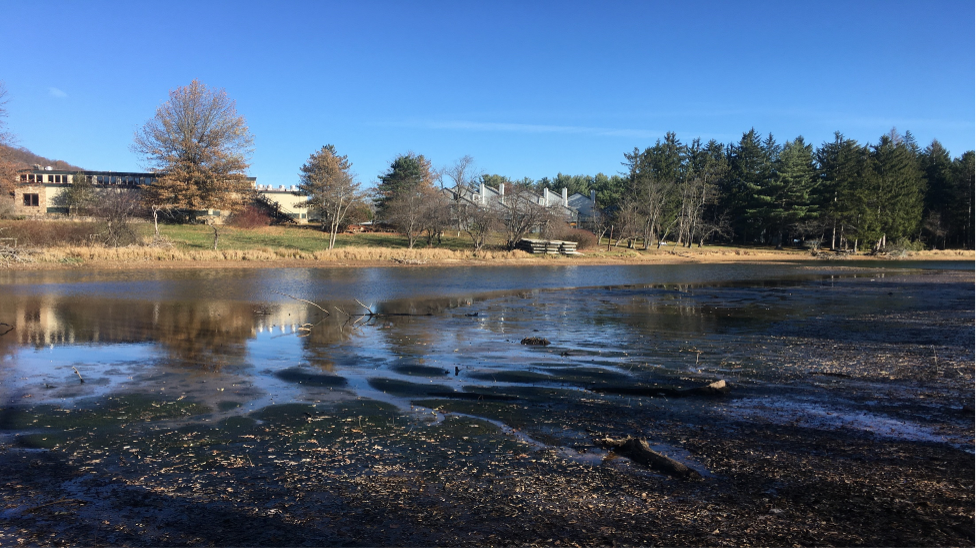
[2,0,974,188]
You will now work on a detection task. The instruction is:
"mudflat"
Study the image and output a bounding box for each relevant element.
[0,265,973,546]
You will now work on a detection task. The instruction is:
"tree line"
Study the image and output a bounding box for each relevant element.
[469,129,974,252]
[1,79,973,252]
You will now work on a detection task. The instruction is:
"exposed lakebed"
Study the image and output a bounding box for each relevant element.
[0,262,974,546]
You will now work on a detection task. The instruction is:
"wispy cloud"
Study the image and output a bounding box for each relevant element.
[388,118,664,139]
[48,87,67,98]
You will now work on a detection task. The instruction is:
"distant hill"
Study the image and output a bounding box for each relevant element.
[0,145,83,171]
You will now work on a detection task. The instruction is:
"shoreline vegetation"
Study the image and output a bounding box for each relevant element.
[0,221,972,271]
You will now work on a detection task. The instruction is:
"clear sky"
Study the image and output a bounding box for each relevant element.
[2,0,975,188]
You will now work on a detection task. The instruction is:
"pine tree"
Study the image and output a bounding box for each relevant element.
[864,133,926,249]
[920,140,953,247]
[295,145,363,249]
[816,132,870,250]
[723,129,769,243]
[949,151,975,248]
[748,137,818,248]
[375,152,434,218]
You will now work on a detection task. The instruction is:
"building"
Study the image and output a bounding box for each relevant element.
[10,166,310,221]
[449,182,593,227]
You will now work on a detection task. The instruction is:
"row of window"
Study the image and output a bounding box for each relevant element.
[21,173,68,183]
[19,174,154,185]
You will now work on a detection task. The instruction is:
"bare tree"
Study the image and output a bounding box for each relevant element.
[93,189,142,247]
[500,187,559,250]
[384,187,433,249]
[295,145,363,249]
[0,81,18,204]
[613,198,644,248]
[420,189,454,246]
[445,155,479,195]
[132,80,254,248]
[458,202,499,251]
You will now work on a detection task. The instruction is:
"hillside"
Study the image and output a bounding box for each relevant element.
[0,144,83,171]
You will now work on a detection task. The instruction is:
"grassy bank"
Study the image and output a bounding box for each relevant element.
[1,220,973,269]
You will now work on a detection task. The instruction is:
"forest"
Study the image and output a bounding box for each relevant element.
[482,129,974,252]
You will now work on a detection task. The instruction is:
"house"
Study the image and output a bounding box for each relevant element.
[449,182,593,226]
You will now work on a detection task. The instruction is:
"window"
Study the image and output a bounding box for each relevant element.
[23,193,39,207]
[19,174,27,182]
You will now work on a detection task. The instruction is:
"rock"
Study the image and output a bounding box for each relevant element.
[520,337,550,346]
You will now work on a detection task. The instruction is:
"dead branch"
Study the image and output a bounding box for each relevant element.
[354,299,376,317]
[71,366,85,384]
[596,436,702,479]
[23,498,86,514]
[272,291,331,316]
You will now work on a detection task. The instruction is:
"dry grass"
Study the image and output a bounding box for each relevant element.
[23,244,531,265]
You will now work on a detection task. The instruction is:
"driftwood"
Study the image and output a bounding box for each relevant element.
[591,379,730,398]
[597,436,702,480]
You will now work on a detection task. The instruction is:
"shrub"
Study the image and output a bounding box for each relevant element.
[226,206,271,229]
[556,228,597,250]
[0,198,15,220]
[0,220,102,247]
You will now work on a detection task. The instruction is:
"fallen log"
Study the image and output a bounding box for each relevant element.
[590,379,731,398]
[596,436,702,480]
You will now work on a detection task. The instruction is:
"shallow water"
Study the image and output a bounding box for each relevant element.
[0,261,974,453]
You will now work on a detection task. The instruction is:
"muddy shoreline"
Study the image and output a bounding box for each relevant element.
[0,269,973,547]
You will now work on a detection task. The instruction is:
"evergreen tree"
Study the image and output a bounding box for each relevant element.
[748,137,818,247]
[295,145,363,249]
[920,140,953,247]
[949,151,975,248]
[864,133,926,249]
[815,132,870,250]
[375,152,434,218]
[723,129,769,243]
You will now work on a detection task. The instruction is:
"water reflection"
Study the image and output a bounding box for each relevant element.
[0,263,972,417]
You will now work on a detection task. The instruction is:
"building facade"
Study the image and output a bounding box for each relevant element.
[10,167,309,221]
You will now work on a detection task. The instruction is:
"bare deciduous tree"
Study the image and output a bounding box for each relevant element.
[0,81,18,205]
[93,189,142,247]
[295,145,363,249]
[132,80,254,248]
[420,189,454,246]
[500,187,560,250]
[384,187,434,249]
[459,202,499,252]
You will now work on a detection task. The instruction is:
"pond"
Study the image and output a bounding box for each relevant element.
[0,261,974,546]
